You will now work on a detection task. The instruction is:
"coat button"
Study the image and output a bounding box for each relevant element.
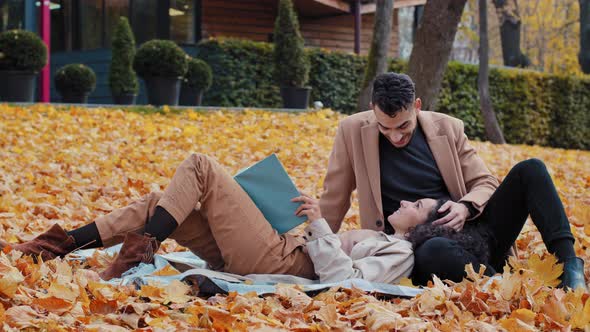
[376,220,383,227]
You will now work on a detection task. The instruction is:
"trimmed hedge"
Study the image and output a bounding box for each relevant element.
[197,38,590,149]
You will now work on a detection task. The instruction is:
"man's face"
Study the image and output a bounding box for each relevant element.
[372,98,421,148]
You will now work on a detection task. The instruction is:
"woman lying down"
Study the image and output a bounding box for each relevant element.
[0,154,586,291]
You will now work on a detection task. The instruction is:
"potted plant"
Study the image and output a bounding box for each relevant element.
[109,17,139,105]
[55,64,96,104]
[179,57,212,106]
[0,30,47,102]
[133,39,188,106]
[273,0,311,109]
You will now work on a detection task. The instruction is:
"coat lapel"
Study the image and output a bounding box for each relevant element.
[361,118,384,218]
[419,113,463,201]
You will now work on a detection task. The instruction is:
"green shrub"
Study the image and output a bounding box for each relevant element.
[308,48,366,113]
[183,57,213,91]
[198,38,281,107]
[0,29,47,72]
[109,17,139,95]
[273,0,309,87]
[548,76,590,149]
[195,38,590,150]
[55,64,96,95]
[134,39,188,78]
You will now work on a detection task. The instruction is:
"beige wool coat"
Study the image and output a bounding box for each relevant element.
[319,110,500,233]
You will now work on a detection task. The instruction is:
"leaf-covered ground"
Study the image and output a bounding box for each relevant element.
[0,104,589,331]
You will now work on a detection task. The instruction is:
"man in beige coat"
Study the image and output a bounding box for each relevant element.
[320,73,499,234]
[319,72,500,284]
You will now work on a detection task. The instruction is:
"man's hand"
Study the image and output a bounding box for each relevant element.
[432,201,469,231]
[292,193,322,221]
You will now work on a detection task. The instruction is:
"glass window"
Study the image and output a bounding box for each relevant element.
[0,0,25,32]
[47,0,196,52]
[170,0,194,44]
[130,0,157,45]
[50,0,74,52]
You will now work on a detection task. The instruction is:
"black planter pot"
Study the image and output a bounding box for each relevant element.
[143,76,181,106]
[179,84,204,106]
[0,70,37,102]
[280,86,311,109]
[112,94,137,105]
[60,91,89,104]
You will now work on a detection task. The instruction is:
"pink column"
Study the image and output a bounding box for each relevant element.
[39,1,51,103]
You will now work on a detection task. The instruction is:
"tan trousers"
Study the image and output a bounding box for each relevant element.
[94,153,316,278]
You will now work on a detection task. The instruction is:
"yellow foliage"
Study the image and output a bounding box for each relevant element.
[460,0,585,76]
[0,104,588,329]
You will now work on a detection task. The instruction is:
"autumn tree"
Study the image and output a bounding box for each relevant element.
[455,0,581,75]
[492,0,530,67]
[479,0,506,144]
[580,0,590,73]
[521,0,580,74]
[357,0,395,112]
[407,0,468,111]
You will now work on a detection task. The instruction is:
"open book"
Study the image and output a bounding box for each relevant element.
[233,154,306,234]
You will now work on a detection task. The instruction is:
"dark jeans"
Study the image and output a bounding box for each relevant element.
[411,159,575,286]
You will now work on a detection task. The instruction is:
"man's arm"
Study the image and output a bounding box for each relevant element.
[319,123,356,233]
[454,120,499,219]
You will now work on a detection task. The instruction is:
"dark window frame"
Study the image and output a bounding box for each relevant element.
[50,0,201,52]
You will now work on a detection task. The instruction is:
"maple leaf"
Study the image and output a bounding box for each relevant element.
[4,305,44,329]
[151,264,180,276]
[162,280,192,304]
[89,298,118,315]
[32,296,73,314]
[526,254,563,288]
[499,308,538,331]
[0,259,25,298]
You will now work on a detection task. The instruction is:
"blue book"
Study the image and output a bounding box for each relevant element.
[233,154,306,234]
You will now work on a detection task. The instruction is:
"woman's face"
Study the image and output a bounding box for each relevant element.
[387,198,438,233]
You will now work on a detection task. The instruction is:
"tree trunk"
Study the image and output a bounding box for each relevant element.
[492,0,530,67]
[579,0,590,73]
[407,0,468,111]
[479,0,506,144]
[357,0,395,112]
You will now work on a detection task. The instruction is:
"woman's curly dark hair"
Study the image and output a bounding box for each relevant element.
[404,199,491,263]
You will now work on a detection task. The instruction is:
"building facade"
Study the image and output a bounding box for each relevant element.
[0,0,424,104]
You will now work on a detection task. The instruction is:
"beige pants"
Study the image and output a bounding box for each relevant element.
[94,153,316,278]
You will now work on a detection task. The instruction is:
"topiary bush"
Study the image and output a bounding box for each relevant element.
[109,17,139,95]
[273,0,309,87]
[0,29,47,72]
[183,57,213,91]
[55,64,96,95]
[134,39,188,78]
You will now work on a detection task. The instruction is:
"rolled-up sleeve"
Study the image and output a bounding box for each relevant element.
[304,219,414,284]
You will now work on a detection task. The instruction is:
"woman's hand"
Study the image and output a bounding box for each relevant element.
[292,193,322,221]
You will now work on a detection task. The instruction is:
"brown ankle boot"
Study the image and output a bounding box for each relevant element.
[0,224,77,261]
[99,232,159,281]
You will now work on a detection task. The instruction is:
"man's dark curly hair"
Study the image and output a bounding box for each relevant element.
[371,72,416,117]
[405,199,491,263]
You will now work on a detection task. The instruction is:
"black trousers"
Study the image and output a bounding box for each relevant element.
[411,159,576,286]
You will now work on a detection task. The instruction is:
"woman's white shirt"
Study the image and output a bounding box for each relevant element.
[303,218,414,284]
